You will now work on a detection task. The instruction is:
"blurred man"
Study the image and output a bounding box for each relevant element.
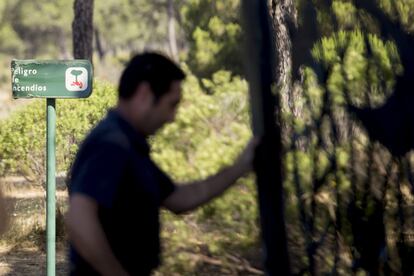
[66,52,258,276]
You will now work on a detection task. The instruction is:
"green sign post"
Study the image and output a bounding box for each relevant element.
[11,60,93,276]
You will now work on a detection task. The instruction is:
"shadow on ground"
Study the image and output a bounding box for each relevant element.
[0,244,68,276]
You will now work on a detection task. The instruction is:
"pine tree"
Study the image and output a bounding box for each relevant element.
[73,0,94,61]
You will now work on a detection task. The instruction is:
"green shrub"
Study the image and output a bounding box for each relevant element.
[151,71,258,273]
[0,81,116,179]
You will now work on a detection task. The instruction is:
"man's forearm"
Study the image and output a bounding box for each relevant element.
[67,195,129,276]
[191,163,245,204]
[164,163,246,213]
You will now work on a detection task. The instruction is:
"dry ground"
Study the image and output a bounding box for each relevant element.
[0,178,264,276]
[0,177,69,276]
[0,246,68,275]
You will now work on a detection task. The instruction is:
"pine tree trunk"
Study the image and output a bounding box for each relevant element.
[58,29,69,60]
[242,1,292,274]
[72,0,94,61]
[168,0,179,61]
[269,0,296,112]
[95,28,105,61]
[0,190,7,235]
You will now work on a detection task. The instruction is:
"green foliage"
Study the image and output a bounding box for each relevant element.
[0,81,116,177]
[311,30,401,107]
[8,0,72,58]
[140,71,258,272]
[291,24,403,211]
[180,0,242,78]
[0,0,245,80]
[0,0,177,60]
[94,0,169,55]
[332,1,357,29]
[379,0,414,31]
[151,70,250,181]
[0,24,24,55]
[151,71,258,258]
[2,0,413,273]
[283,1,414,273]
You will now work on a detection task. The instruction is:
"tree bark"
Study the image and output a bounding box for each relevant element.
[242,1,292,274]
[72,0,94,61]
[168,0,179,61]
[269,0,296,112]
[94,28,105,61]
[0,190,8,235]
[270,0,307,150]
[58,29,69,60]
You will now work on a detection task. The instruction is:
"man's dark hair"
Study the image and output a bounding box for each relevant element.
[118,52,186,100]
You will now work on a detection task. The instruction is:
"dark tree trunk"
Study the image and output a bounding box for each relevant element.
[94,28,105,60]
[242,1,292,275]
[72,0,94,61]
[0,190,7,235]
[58,29,69,59]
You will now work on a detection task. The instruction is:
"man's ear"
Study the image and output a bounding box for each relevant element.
[133,82,154,106]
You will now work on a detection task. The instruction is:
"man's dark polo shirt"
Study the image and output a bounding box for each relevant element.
[69,110,176,276]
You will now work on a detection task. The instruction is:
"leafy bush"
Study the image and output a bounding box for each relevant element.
[0,81,116,179]
[180,0,243,78]
[151,71,258,273]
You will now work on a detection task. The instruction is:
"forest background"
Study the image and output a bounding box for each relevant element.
[0,0,414,275]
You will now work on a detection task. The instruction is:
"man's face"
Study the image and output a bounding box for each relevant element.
[146,80,182,134]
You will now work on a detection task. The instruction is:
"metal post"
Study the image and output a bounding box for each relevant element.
[46,98,56,276]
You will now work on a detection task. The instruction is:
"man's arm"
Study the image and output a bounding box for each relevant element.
[163,138,258,214]
[66,194,129,276]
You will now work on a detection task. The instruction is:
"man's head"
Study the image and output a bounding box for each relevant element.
[117,52,186,136]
